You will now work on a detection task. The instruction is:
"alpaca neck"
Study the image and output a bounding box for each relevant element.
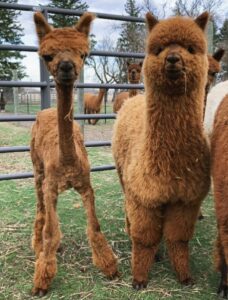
[144,88,204,155]
[129,89,138,97]
[56,83,76,163]
[96,89,105,108]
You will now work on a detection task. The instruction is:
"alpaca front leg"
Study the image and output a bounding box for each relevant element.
[163,202,200,284]
[215,236,228,298]
[79,186,118,278]
[32,179,60,297]
[32,171,45,258]
[128,202,162,290]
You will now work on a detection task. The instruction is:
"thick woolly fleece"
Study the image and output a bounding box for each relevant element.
[112,12,211,288]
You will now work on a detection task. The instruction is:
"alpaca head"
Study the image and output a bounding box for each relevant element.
[126,61,143,83]
[144,12,209,96]
[34,12,95,86]
[206,48,225,93]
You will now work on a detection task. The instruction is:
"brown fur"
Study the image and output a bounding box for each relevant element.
[211,94,228,297]
[112,12,211,289]
[198,48,225,220]
[204,49,225,117]
[31,12,118,296]
[113,62,142,113]
[84,88,106,125]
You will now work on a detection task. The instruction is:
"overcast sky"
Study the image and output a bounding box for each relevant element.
[16,0,228,82]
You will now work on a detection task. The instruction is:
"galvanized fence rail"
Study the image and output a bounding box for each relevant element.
[0,2,145,181]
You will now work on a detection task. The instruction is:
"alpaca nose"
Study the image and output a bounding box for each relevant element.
[59,61,74,72]
[166,54,181,64]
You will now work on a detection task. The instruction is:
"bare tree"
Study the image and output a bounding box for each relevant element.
[172,0,223,19]
[141,0,169,18]
[88,37,121,84]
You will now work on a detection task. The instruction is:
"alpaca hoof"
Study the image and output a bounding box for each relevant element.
[132,279,148,290]
[218,283,228,298]
[155,252,162,262]
[32,288,48,297]
[198,214,204,220]
[180,277,195,286]
[107,270,121,280]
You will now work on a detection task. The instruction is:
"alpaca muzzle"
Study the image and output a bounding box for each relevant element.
[57,60,77,84]
[165,53,184,80]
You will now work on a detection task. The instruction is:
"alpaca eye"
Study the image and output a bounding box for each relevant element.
[42,55,53,62]
[187,46,195,54]
[154,47,164,56]
[81,53,88,60]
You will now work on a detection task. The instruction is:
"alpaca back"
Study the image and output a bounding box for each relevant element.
[204,80,228,137]
[211,94,228,219]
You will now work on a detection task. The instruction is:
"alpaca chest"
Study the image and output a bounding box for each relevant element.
[124,145,210,208]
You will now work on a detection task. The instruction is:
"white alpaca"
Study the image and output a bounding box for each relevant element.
[204,80,228,137]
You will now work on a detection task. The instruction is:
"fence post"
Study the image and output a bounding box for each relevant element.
[77,67,84,134]
[207,20,213,54]
[39,9,51,110]
[12,70,18,114]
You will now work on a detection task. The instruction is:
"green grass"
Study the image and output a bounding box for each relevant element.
[0,122,220,300]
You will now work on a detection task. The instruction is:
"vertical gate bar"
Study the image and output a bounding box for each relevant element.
[39,9,51,110]
[77,67,84,134]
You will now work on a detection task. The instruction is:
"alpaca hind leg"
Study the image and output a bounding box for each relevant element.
[163,202,200,284]
[32,177,60,296]
[32,169,45,258]
[215,234,228,298]
[128,201,162,289]
[78,186,118,278]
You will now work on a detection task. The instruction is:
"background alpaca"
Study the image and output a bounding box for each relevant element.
[31,12,118,296]
[84,88,106,125]
[203,48,225,118]
[113,61,142,113]
[211,94,228,298]
[198,48,224,220]
[204,80,228,137]
[112,12,210,289]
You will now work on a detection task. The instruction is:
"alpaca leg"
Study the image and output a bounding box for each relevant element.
[32,177,61,296]
[163,202,200,284]
[127,201,162,289]
[78,186,118,278]
[215,234,228,297]
[32,169,45,258]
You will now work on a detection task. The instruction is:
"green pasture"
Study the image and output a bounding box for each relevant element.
[0,121,220,299]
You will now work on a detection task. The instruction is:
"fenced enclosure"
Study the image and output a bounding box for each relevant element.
[0,2,145,181]
[0,3,223,300]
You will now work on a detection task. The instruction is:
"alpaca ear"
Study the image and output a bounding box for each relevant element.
[213,48,225,62]
[75,12,96,36]
[34,12,52,43]
[146,12,159,32]
[194,11,209,31]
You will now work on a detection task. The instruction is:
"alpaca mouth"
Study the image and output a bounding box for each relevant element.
[166,68,182,80]
[57,72,77,84]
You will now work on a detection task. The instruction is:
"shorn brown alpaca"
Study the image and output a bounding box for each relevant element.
[113,61,142,113]
[31,12,118,296]
[112,12,211,289]
[84,88,106,125]
[211,94,228,298]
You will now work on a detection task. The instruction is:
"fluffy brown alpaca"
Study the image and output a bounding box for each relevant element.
[112,12,211,289]
[30,12,118,296]
[84,88,106,125]
[211,94,228,298]
[113,61,142,113]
